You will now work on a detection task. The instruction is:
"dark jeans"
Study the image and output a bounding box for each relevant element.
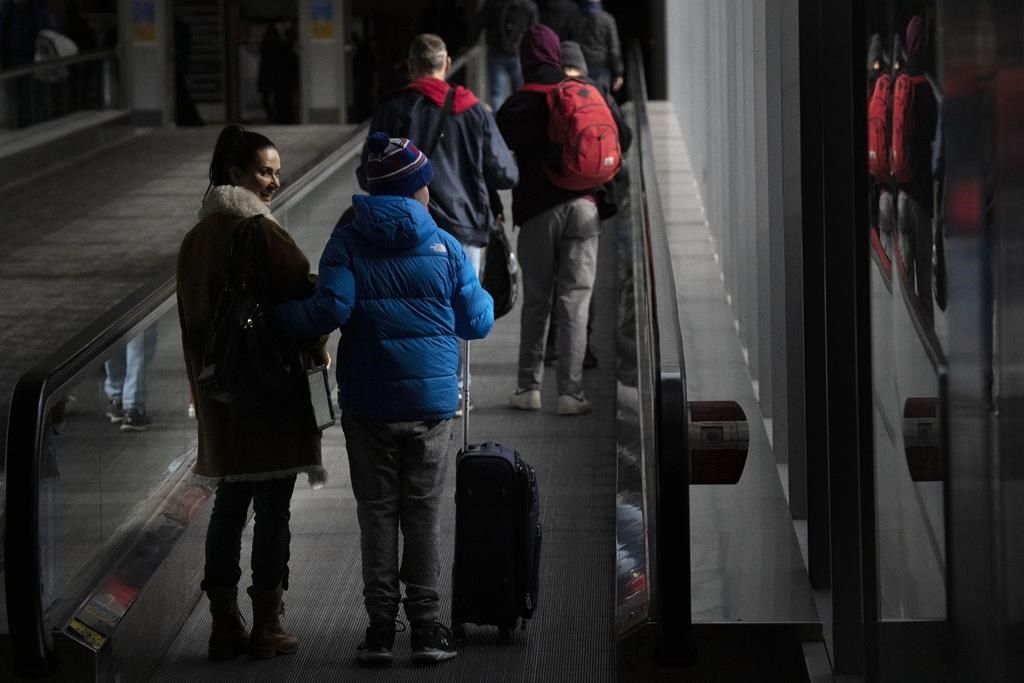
[342,413,453,626]
[202,476,296,592]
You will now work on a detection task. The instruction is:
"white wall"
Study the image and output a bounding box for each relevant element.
[662,0,807,516]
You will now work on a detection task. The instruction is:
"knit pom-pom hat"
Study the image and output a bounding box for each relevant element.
[364,131,433,197]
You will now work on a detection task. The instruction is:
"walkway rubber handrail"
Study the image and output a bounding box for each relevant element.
[3,49,485,676]
[0,48,116,83]
[626,42,695,664]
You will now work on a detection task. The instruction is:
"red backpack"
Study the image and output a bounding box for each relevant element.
[866,72,891,181]
[520,78,621,191]
[889,72,928,183]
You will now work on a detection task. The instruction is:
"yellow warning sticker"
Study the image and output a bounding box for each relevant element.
[68,618,107,650]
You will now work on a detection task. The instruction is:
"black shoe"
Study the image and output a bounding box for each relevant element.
[410,622,457,665]
[356,621,401,666]
[119,409,151,432]
[583,345,598,370]
[106,398,124,424]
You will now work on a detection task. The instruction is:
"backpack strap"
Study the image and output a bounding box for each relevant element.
[424,85,456,157]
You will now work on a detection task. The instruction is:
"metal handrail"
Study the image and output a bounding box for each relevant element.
[2,47,486,676]
[626,41,694,665]
[0,48,115,83]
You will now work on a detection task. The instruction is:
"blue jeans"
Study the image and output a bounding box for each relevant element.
[104,324,158,412]
[342,413,454,626]
[488,50,523,110]
[201,476,297,592]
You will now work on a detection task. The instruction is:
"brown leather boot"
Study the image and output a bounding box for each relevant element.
[247,585,299,659]
[206,587,248,661]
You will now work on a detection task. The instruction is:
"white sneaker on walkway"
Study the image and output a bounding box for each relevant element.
[557,393,592,416]
[508,388,542,411]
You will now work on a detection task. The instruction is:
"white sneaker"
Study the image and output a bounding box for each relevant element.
[557,393,592,416]
[508,388,542,410]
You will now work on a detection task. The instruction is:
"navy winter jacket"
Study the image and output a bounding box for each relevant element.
[357,78,518,247]
[273,194,494,422]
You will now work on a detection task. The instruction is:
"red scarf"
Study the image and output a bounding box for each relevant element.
[405,77,479,113]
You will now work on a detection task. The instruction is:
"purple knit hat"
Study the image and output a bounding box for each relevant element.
[364,131,433,197]
[519,24,561,75]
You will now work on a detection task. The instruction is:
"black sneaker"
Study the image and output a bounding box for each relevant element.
[356,621,400,666]
[410,622,457,665]
[106,399,124,424]
[119,409,151,432]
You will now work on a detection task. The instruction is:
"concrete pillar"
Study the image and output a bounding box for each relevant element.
[118,0,173,126]
[298,0,347,123]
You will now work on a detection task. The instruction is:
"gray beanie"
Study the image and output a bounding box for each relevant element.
[560,40,588,76]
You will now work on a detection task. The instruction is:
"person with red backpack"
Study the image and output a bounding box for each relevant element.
[496,24,621,416]
[893,15,938,320]
[866,32,895,257]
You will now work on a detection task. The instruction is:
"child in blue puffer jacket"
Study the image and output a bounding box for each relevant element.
[273,131,493,666]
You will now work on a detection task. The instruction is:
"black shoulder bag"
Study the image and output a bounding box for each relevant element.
[481,215,519,319]
[198,216,307,416]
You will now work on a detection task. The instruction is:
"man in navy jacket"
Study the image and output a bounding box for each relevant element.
[276,132,494,666]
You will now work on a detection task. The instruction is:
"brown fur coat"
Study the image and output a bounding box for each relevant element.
[176,185,327,486]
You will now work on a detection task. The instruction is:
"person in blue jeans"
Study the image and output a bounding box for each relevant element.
[104,324,158,431]
[274,132,494,666]
[468,0,538,109]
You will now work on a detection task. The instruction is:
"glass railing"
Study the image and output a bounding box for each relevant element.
[0,49,119,130]
[615,43,694,665]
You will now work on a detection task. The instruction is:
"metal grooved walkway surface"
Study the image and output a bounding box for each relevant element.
[647,102,818,626]
[150,198,619,681]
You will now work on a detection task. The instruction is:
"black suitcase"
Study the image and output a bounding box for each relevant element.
[451,343,542,643]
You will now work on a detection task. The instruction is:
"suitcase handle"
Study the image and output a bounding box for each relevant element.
[462,339,470,451]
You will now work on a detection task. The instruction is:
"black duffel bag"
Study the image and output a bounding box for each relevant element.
[481,217,519,320]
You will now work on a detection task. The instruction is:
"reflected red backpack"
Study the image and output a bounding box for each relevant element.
[520,78,621,191]
[889,72,928,183]
[867,72,891,181]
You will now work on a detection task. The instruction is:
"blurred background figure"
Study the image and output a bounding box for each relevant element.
[469,0,538,109]
[258,21,299,124]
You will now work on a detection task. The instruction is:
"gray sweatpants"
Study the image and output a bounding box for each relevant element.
[516,197,600,397]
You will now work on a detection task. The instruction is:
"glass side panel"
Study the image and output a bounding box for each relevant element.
[865,0,948,676]
[38,305,193,630]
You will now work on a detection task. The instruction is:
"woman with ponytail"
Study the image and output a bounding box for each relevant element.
[176,124,326,661]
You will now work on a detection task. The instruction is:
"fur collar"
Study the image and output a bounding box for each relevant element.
[199,184,277,223]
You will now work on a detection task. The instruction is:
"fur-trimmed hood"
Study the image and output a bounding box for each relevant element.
[199,184,278,223]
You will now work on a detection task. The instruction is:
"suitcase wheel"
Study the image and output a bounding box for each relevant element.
[452,622,466,643]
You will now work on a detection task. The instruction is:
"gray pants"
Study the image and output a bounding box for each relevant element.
[517,198,600,396]
[341,414,453,626]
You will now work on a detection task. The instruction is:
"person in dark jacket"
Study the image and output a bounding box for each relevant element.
[573,0,623,92]
[497,24,606,416]
[177,125,328,662]
[274,132,494,666]
[539,0,581,39]
[543,39,631,371]
[358,33,517,411]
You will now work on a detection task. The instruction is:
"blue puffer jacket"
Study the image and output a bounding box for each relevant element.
[273,194,494,422]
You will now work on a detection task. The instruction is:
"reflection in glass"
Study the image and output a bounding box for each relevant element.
[865,1,949,675]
